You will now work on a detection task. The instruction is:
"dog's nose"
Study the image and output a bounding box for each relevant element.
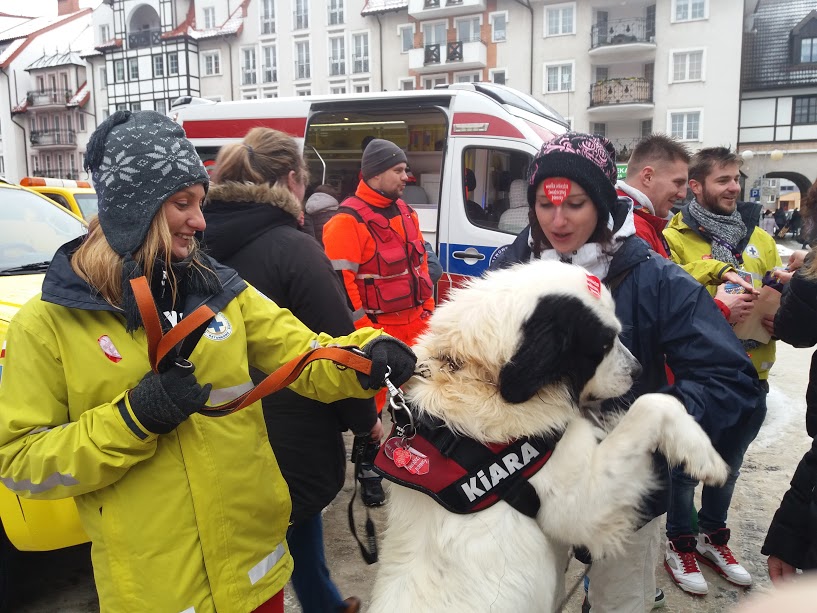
[630,358,642,381]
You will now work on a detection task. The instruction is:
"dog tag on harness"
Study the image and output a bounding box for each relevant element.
[393,447,412,468]
[404,450,430,475]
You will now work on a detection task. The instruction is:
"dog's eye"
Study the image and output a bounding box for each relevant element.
[602,343,612,353]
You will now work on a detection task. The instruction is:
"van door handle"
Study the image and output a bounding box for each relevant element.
[452,249,486,261]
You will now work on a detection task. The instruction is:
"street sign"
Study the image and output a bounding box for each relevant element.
[616,164,627,180]
[750,188,760,199]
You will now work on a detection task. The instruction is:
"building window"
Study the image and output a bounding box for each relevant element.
[455,72,480,83]
[669,110,701,140]
[399,24,414,53]
[155,99,167,115]
[399,78,415,90]
[153,55,164,78]
[203,7,216,29]
[671,50,704,82]
[243,93,258,100]
[262,46,277,82]
[641,119,653,138]
[353,83,370,93]
[202,50,221,76]
[329,36,345,76]
[262,90,278,98]
[545,3,575,37]
[242,48,257,85]
[801,38,817,64]
[99,24,110,43]
[793,96,817,124]
[456,16,480,43]
[98,66,107,87]
[353,33,369,73]
[168,53,179,75]
[673,0,707,22]
[330,85,346,94]
[423,75,447,89]
[261,0,275,34]
[490,12,507,43]
[78,113,86,131]
[131,102,142,111]
[114,59,125,82]
[490,69,506,84]
[128,58,139,80]
[328,0,344,26]
[296,88,311,96]
[591,122,607,137]
[295,41,311,80]
[544,62,573,92]
[294,0,309,30]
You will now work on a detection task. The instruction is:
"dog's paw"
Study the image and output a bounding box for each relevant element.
[683,448,729,487]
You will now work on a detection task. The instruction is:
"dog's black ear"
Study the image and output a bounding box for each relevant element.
[499,294,613,404]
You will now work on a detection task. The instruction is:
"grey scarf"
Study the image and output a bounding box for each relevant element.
[688,199,747,267]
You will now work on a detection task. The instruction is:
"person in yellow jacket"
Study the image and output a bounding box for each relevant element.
[0,111,416,613]
[661,146,780,594]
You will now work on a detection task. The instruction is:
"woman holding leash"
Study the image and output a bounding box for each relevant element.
[0,111,415,613]
[492,132,758,612]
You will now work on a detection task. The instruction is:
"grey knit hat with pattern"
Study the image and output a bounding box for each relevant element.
[361,138,407,181]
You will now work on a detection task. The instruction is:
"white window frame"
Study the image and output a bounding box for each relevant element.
[489,11,508,43]
[98,66,108,88]
[296,87,312,96]
[422,74,448,90]
[128,57,139,80]
[454,70,481,83]
[203,6,216,29]
[328,0,344,26]
[544,2,576,38]
[294,0,309,30]
[262,90,278,98]
[242,93,258,100]
[202,50,222,76]
[352,81,370,94]
[294,39,311,80]
[328,35,346,76]
[454,15,482,43]
[398,24,414,54]
[669,48,705,83]
[260,0,276,35]
[330,84,347,94]
[99,24,110,43]
[543,60,575,93]
[153,54,164,78]
[352,31,370,74]
[667,108,703,141]
[398,77,415,90]
[422,20,448,47]
[262,45,277,83]
[241,47,258,85]
[489,67,506,84]
[672,0,708,23]
[168,52,179,75]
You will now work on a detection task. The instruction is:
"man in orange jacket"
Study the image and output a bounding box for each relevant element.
[324,138,435,506]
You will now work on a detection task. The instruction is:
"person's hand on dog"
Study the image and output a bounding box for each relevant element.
[357,336,416,390]
[129,362,212,434]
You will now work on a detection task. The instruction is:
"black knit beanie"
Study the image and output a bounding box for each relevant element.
[527,132,618,225]
[84,110,210,331]
[361,138,407,181]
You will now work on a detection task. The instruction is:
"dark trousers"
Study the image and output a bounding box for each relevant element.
[287,513,345,613]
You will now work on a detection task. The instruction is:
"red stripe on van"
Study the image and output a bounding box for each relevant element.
[451,113,524,139]
[524,120,558,143]
[182,117,308,139]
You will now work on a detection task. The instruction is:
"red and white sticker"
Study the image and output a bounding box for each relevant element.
[384,436,430,475]
[0,341,5,359]
[586,274,602,298]
[98,335,122,363]
[542,178,571,206]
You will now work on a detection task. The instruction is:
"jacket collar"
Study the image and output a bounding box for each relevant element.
[355,180,397,208]
[206,182,302,219]
[616,180,655,216]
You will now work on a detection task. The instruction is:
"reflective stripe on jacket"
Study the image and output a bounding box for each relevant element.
[0,251,382,612]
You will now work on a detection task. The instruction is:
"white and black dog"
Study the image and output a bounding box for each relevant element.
[370,260,728,612]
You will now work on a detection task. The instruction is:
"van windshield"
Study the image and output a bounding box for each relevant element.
[75,193,99,219]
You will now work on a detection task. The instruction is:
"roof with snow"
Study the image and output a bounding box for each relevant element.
[164,0,249,42]
[66,81,89,107]
[361,0,409,16]
[26,50,85,70]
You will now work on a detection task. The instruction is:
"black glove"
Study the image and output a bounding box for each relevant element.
[356,336,417,390]
[129,362,212,434]
[351,432,381,465]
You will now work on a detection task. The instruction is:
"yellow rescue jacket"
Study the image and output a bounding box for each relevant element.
[0,246,382,613]
[664,204,780,379]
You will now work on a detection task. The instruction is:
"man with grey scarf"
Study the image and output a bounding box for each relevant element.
[662,147,780,595]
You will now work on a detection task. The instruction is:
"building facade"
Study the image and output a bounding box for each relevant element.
[738,0,817,205]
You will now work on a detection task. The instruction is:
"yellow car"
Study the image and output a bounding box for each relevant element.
[0,183,89,596]
[19,176,98,220]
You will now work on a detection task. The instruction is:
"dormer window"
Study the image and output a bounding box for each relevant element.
[801,37,817,63]
[792,11,817,65]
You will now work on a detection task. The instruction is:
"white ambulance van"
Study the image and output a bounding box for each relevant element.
[172,83,567,298]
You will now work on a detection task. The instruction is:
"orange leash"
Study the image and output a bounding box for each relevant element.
[129,276,373,416]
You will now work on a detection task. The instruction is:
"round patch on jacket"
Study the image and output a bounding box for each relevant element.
[204,313,232,341]
[745,244,760,258]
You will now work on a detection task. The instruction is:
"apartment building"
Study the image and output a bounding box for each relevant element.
[738,0,817,202]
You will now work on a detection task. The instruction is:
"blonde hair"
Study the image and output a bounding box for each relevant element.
[71,212,194,307]
[212,127,309,187]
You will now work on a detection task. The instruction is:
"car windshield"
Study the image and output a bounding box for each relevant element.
[74,193,99,218]
[0,188,87,272]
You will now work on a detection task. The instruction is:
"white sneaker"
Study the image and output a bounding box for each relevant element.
[696,530,752,586]
[664,539,708,595]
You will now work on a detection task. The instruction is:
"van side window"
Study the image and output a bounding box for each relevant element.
[462,147,531,234]
[44,193,71,210]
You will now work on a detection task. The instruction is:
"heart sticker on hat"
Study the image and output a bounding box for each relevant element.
[543,178,571,206]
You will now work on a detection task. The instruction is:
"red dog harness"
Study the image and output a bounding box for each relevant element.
[374,410,561,517]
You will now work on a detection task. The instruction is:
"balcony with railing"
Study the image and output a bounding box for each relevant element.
[408,0,486,20]
[588,77,654,119]
[352,55,369,74]
[128,27,162,49]
[408,38,487,73]
[30,129,77,148]
[609,138,642,163]
[26,89,73,109]
[589,16,656,62]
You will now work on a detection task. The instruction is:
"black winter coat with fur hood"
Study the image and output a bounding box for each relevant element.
[202,181,377,526]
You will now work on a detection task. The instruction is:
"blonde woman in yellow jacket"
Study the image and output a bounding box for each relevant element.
[0,111,416,613]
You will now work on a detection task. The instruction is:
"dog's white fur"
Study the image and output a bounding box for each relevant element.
[370,260,729,613]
